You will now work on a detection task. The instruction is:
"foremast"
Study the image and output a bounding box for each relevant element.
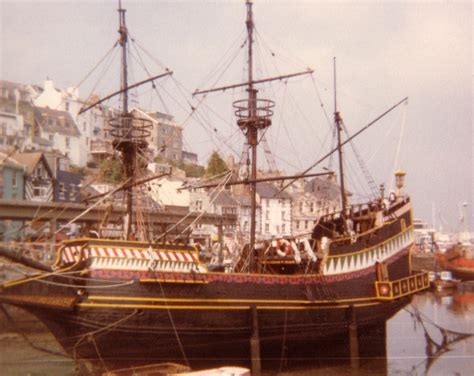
[110,1,152,240]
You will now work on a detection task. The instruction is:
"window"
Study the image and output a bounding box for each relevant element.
[195,200,203,211]
[65,137,70,149]
[70,184,77,201]
[281,211,286,220]
[12,172,17,187]
[265,223,270,233]
[59,182,66,200]
[282,223,286,233]
[299,202,303,213]
[65,102,70,111]
[265,210,270,219]
[309,202,314,212]
[305,220,309,229]
[33,186,47,197]
[296,220,300,230]
[36,165,44,178]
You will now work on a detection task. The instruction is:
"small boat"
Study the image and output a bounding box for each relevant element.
[439,243,474,281]
[430,271,460,291]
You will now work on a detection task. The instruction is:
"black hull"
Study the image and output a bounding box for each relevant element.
[0,251,420,371]
[21,296,409,370]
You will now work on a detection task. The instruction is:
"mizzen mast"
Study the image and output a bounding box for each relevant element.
[333,57,348,229]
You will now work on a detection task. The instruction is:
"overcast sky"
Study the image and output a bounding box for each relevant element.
[1,0,472,232]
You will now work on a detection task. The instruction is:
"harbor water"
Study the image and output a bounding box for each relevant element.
[0,290,473,375]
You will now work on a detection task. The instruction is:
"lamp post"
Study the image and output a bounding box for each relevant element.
[395,170,406,196]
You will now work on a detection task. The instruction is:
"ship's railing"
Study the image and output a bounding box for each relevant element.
[375,271,430,300]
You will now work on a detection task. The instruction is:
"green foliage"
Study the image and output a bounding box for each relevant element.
[69,164,88,175]
[206,151,228,177]
[99,159,123,184]
[182,162,205,178]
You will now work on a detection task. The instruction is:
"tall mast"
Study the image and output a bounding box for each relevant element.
[246,0,259,272]
[118,1,133,239]
[333,57,348,222]
[193,0,312,270]
[119,0,128,114]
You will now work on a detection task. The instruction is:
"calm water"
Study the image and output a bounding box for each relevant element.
[0,290,473,375]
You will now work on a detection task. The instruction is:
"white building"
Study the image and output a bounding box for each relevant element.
[31,106,82,166]
[146,176,190,207]
[33,79,108,167]
[131,108,183,162]
[0,111,24,150]
[256,182,292,237]
[0,80,36,151]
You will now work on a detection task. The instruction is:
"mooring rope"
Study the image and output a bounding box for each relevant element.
[72,309,139,364]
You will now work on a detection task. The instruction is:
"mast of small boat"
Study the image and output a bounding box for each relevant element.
[333,58,348,229]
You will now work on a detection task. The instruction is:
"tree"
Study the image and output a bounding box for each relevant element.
[99,159,123,184]
[206,151,228,177]
[182,162,206,178]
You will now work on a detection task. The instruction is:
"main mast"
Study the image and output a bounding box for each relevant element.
[246,0,258,272]
[238,0,275,272]
[193,0,313,270]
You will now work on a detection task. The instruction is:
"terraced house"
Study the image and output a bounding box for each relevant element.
[0,151,26,240]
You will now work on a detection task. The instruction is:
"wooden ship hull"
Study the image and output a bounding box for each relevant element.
[0,197,429,369]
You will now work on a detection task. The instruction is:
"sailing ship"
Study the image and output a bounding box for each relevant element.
[0,0,429,372]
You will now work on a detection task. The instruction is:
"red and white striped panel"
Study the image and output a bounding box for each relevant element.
[61,245,82,264]
[85,247,198,263]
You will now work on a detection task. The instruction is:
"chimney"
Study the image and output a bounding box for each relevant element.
[14,88,20,114]
[44,79,54,93]
[227,154,235,169]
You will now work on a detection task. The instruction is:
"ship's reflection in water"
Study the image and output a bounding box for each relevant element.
[0,291,473,375]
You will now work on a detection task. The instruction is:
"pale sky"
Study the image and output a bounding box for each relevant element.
[1,0,472,232]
